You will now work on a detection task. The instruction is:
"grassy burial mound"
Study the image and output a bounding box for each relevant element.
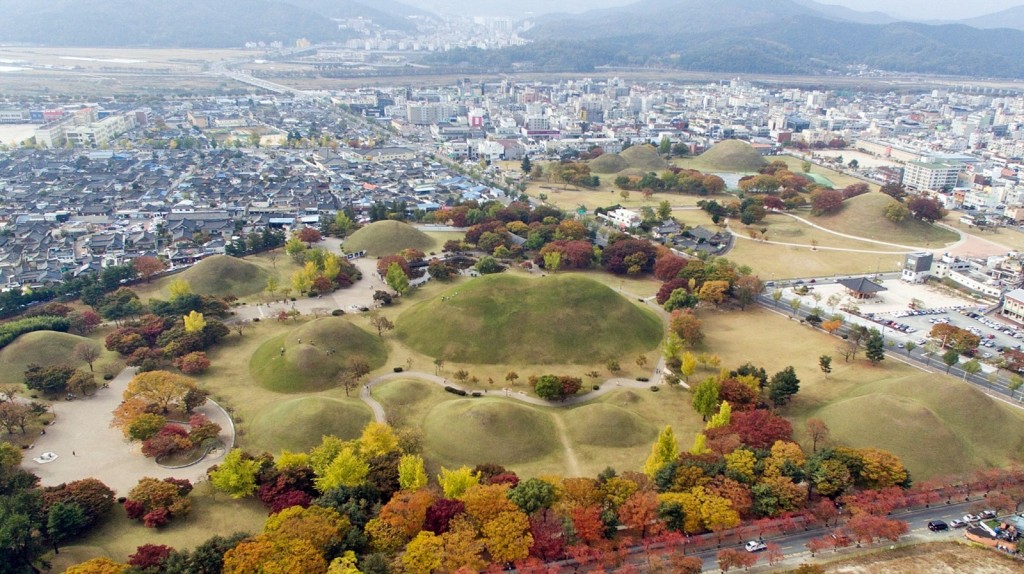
[424,399,559,467]
[246,397,371,454]
[589,152,631,174]
[619,144,670,172]
[811,375,1024,479]
[396,274,662,364]
[691,140,767,172]
[0,331,118,386]
[173,255,271,298]
[563,403,658,448]
[809,192,959,247]
[344,220,434,257]
[249,318,386,393]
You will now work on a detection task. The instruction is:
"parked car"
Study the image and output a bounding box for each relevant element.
[963,514,980,522]
[744,540,767,553]
[928,520,949,531]
[979,510,997,519]
[950,519,968,528]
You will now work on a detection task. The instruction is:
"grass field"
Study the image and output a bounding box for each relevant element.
[48,482,267,572]
[703,306,1024,480]
[249,317,386,393]
[0,331,120,387]
[725,238,905,279]
[808,193,960,248]
[737,212,912,251]
[675,140,767,173]
[247,396,372,453]
[423,399,560,467]
[395,274,662,365]
[811,542,1023,574]
[133,250,305,304]
[343,220,435,256]
[194,318,374,454]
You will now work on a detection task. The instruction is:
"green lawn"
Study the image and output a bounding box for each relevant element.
[0,330,120,387]
[48,482,267,572]
[249,317,386,393]
[808,193,960,248]
[395,274,662,365]
[703,306,1024,480]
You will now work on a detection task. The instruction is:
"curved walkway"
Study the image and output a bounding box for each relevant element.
[23,367,235,495]
[775,211,939,251]
[729,231,914,254]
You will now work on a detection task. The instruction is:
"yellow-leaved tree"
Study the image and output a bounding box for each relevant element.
[643,425,678,477]
[209,448,261,499]
[168,278,192,300]
[398,454,428,491]
[359,422,400,459]
[314,447,369,492]
[183,310,206,333]
[438,466,479,498]
[402,531,443,574]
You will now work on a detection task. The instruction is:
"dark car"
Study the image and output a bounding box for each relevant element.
[928,520,949,532]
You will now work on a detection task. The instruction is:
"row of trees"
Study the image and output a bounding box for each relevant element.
[614,168,725,196]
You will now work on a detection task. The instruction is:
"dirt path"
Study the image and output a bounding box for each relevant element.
[549,414,582,478]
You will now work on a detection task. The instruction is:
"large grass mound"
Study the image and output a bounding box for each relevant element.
[424,399,559,466]
[250,318,386,393]
[0,331,118,386]
[344,220,434,257]
[247,397,371,453]
[812,376,1024,479]
[809,193,959,247]
[396,275,662,364]
[564,404,658,448]
[589,153,630,174]
[619,144,669,172]
[693,140,767,172]
[175,255,271,298]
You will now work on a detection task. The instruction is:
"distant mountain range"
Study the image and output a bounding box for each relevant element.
[0,0,420,48]
[428,0,1024,78]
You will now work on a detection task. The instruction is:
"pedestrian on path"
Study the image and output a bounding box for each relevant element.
[72,451,76,456]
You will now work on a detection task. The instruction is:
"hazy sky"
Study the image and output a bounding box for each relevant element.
[825,0,1022,19]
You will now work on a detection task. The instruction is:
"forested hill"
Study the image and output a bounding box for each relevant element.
[427,14,1024,78]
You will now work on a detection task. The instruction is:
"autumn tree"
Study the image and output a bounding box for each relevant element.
[370,315,394,339]
[483,510,533,564]
[398,454,429,491]
[385,262,410,295]
[806,418,830,453]
[123,370,201,414]
[669,309,704,346]
[72,342,102,372]
[403,531,443,574]
[644,425,679,476]
[134,256,167,282]
[208,449,261,499]
[692,377,720,421]
[733,275,763,309]
[439,466,480,498]
[698,280,729,308]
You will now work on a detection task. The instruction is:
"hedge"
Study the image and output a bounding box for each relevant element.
[0,315,69,349]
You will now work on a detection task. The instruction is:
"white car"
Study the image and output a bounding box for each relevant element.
[745,541,767,553]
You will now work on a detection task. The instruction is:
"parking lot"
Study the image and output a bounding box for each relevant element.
[778,275,1022,360]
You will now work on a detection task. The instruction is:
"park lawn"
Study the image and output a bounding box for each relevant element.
[567,386,705,476]
[0,330,122,387]
[420,230,464,254]
[814,542,1024,574]
[944,218,1024,252]
[132,249,304,304]
[395,273,663,365]
[48,482,267,572]
[807,193,960,248]
[194,318,373,454]
[703,306,1024,480]
[735,212,913,251]
[725,238,905,280]
[525,177,731,213]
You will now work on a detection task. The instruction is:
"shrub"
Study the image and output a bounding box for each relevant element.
[393,367,404,373]
[332,309,344,316]
[0,315,70,350]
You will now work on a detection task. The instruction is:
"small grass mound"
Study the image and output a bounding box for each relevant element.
[247,397,371,454]
[693,140,767,172]
[344,220,434,256]
[564,404,657,448]
[424,399,558,466]
[809,193,959,247]
[174,255,271,298]
[249,318,386,393]
[589,153,630,174]
[619,144,669,172]
[395,275,662,364]
[812,375,1024,479]
[0,331,118,386]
